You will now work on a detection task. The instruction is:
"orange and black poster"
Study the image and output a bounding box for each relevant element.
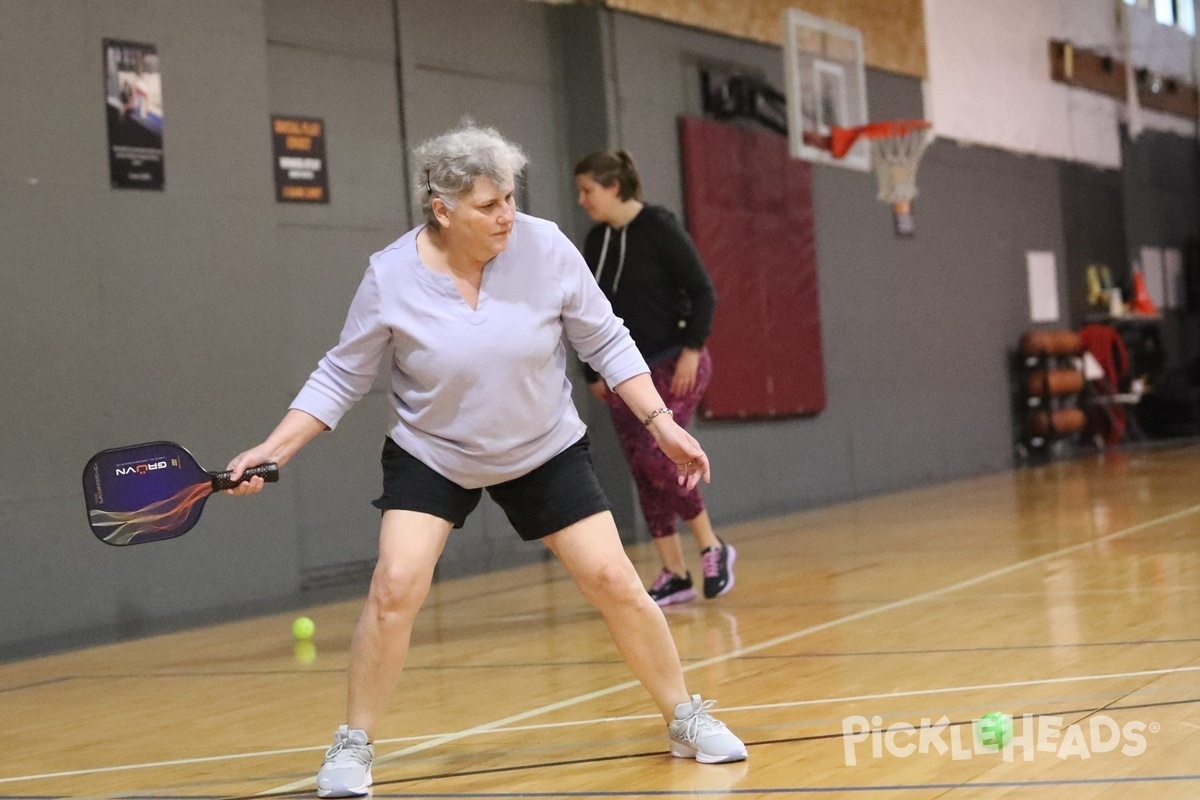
[271,116,329,203]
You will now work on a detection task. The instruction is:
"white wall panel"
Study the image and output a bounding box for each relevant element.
[924,0,1194,168]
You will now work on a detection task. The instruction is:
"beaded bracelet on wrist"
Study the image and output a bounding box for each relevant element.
[642,407,674,426]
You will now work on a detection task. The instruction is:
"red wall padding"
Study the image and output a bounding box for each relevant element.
[679,116,827,419]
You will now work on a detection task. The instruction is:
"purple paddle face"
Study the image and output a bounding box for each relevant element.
[82,441,212,546]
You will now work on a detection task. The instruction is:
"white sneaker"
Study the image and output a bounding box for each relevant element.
[316,725,373,798]
[667,695,748,763]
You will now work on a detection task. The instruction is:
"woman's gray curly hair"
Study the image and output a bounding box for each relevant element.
[413,122,528,229]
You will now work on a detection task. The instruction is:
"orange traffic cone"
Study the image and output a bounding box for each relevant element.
[1130,270,1158,315]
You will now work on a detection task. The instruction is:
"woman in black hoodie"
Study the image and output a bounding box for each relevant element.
[574,150,735,606]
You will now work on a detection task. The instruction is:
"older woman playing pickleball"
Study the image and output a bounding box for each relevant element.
[225,122,747,798]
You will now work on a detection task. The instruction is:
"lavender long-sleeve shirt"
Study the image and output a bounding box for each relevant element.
[290,213,649,489]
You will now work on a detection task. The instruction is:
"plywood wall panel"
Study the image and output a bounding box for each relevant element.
[603,0,926,77]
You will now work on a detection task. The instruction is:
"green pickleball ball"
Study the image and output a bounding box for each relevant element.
[976,712,1013,749]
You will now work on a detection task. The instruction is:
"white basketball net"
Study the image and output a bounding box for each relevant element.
[871,128,931,206]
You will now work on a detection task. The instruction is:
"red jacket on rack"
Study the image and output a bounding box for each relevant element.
[1079,323,1130,443]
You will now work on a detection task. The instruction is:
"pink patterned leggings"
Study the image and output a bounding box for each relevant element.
[605,348,713,539]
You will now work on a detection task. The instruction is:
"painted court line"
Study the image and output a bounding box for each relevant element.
[358,774,1200,794]
[715,664,1200,713]
[358,773,1200,794]
[0,676,71,695]
[0,745,324,785]
[263,501,1200,795]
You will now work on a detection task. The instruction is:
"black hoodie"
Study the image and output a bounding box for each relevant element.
[580,204,716,383]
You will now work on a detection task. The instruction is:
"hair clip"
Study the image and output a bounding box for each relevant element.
[425,169,433,195]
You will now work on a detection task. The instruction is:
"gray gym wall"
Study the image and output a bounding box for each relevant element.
[1121,129,1200,376]
[1061,162,1128,327]
[263,0,406,597]
[2,0,301,658]
[0,0,1187,659]
[1062,128,1200,383]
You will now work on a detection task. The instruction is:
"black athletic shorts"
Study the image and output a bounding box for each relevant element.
[371,434,611,541]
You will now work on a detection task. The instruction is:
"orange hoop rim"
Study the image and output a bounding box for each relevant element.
[827,119,931,159]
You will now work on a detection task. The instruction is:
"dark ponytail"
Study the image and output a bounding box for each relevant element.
[574,149,642,201]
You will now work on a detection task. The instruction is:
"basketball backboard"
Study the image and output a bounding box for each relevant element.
[783,9,871,172]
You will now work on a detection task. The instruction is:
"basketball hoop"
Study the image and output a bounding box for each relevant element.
[807,119,932,237]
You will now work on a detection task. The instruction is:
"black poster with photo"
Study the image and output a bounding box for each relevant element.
[271,116,330,203]
[103,39,165,190]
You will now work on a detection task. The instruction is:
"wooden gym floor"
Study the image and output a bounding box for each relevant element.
[5,443,1200,798]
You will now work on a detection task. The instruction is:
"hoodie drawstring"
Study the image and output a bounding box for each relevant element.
[594,225,628,294]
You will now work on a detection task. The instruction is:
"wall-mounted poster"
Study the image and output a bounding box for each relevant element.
[103,39,165,190]
[272,116,330,203]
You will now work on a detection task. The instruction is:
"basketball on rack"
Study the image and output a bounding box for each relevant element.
[1026,368,1085,396]
[1031,408,1086,437]
[1019,329,1082,356]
